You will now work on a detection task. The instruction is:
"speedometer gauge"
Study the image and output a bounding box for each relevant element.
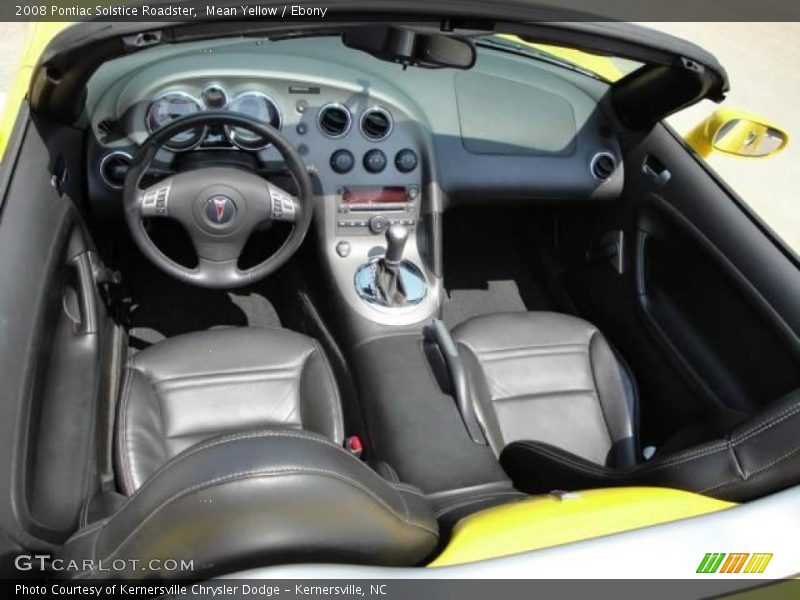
[146,92,205,150]
[224,91,282,150]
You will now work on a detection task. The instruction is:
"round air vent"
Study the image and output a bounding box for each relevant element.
[99,152,132,189]
[317,103,352,138]
[360,107,393,141]
[590,152,617,181]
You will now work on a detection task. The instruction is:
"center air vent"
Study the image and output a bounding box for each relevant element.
[99,152,132,189]
[317,103,352,138]
[360,107,393,141]
[591,152,617,181]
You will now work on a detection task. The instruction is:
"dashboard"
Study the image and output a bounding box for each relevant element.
[85,36,625,226]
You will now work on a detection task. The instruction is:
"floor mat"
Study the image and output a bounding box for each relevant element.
[441,210,553,328]
[126,257,282,348]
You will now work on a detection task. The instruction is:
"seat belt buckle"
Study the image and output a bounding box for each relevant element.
[345,435,364,459]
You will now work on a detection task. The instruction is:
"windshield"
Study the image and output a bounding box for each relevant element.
[478,34,643,82]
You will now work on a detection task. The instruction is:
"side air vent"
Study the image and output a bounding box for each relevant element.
[99,152,132,189]
[591,152,617,181]
[317,103,352,138]
[360,107,393,141]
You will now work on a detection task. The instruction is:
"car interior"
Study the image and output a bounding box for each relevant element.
[1,19,800,579]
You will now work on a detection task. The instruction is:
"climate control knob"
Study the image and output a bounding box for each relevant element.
[330,149,355,174]
[395,148,418,173]
[363,149,387,174]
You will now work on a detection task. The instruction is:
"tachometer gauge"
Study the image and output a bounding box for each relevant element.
[146,92,205,150]
[224,91,282,150]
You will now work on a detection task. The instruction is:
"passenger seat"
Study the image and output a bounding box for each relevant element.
[452,312,639,469]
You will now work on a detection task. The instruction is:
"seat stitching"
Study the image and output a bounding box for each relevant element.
[66,519,108,543]
[746,445,800,478]
[151,364,304,384]
[491,389,596,404]
[310,339,344,443]
[514,442,614,476]
[472,342,589,355]
[730,402,800,445]
[126,430,361,499]
[699,479,738,494]
[434,492,526,518]
[391,483,426,497]
[155,369,297,388]
[586,331,614,461]
[85,467,438,573]
[392,483,411,524]
[118,368,135,495]
[476,347,588,362]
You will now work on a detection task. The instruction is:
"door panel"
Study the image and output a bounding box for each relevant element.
[542,123,800,446]
[625,125,800,415]
[0,104,113,549]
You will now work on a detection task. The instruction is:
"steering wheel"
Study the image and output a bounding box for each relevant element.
[123,111,313,289]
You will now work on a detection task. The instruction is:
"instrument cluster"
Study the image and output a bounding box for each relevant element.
[146,85,282,151]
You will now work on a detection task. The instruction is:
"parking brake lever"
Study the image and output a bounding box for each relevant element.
[430,319,487,445]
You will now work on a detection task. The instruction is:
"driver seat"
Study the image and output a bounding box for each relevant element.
[60,327,438,578]
[116,327,344,493]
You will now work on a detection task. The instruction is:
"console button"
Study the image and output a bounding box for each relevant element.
[395,149,418,173]
[330,149,355,174]
[363,149,387,174]
[336,241,351,257]
[369,215,389,234]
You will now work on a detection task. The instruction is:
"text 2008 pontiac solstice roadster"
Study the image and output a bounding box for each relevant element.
[0,1,798,582]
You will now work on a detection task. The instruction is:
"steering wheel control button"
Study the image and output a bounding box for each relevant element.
[369,215,389,234]
[296,123,308,135]
[395,148,419,173]
[270,188,297,222]
[204,195,237,225]
[363,149,387,173]
[141,185,170,217]
[330,149,355,174]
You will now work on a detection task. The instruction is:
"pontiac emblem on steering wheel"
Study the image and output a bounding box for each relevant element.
[205,195,237,225]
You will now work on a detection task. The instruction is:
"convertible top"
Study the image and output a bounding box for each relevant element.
[29,1,729,125]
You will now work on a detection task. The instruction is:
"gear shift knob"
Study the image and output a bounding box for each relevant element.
[384,224,409,265]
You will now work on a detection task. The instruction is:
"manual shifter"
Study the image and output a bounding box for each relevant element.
[376,225,409,305]
[353,224,428,308]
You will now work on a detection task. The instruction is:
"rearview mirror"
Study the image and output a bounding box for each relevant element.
[342,26,476,70]
[685,108,789,159]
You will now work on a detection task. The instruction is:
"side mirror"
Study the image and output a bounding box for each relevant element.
[685,108,789,159]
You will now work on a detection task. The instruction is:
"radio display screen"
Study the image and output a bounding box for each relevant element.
[341,186,406,204]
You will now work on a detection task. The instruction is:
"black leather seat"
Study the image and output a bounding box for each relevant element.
[453,312,639,469]
[116,327,344,493]
[61,327,438,578]
[454,312,800,504]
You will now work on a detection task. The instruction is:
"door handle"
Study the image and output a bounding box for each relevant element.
[66,251,99,336]
[642,155,672,186]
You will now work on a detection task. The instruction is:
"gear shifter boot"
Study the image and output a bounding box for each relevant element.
[377,261,408,305]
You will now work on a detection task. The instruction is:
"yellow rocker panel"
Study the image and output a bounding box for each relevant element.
[430,487,734,567]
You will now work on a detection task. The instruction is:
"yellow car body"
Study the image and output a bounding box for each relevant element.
[0,23,68,159]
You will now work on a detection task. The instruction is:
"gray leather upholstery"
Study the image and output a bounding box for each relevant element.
[116,327,344,494]
[452,312,638,468]
[63,430,438,578]
[502,389,800,502]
